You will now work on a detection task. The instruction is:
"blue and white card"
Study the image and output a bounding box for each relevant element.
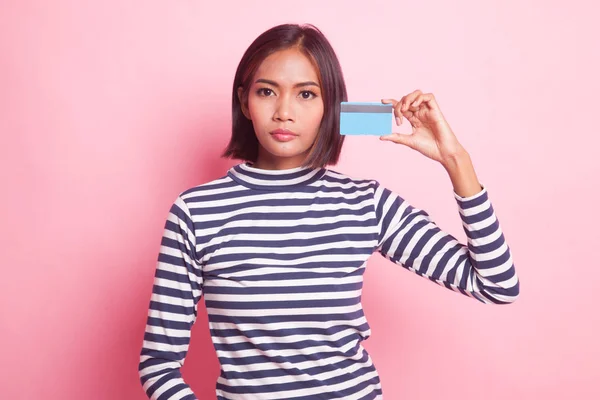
[340,102,393,135]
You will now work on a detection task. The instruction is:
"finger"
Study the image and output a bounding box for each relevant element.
[395,96,406,119]
[410,93,434,109]
[401,90,422,112]
[382,98,403,125]
[407,112,422,128]
[379,133,403,142]
[379,132,415,148]
[425,93,440,110]
[408,94,423,112]
[402,108,415,120]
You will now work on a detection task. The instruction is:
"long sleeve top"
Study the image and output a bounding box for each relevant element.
[138,162,519,400]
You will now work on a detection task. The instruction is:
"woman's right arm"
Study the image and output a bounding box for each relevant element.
[138,196,203,400]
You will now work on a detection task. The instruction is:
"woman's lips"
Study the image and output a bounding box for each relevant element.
[270,129,298,142]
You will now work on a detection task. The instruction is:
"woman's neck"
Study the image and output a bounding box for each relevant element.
[252,155,309,170]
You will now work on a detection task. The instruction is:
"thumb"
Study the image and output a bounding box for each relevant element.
[379,133,416,148]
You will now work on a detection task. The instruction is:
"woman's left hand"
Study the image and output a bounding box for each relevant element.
[380,90,466,165]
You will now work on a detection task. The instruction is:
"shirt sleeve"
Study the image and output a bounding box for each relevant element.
[138,195,203,399]
[374,182,519,304]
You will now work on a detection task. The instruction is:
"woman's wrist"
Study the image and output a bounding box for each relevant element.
[442,149,483,198]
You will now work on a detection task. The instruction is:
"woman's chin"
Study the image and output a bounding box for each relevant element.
[261,143,308,158]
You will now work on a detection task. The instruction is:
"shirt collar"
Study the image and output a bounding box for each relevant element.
[228,163,327,190]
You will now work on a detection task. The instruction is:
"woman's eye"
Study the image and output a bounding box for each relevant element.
[257,88,274,96]
[300,91,317,99]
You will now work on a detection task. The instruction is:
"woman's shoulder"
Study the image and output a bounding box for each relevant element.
[322,167,380,189]
[176,172,238,203]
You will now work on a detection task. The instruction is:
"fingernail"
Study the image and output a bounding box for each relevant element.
[396,117,401,125]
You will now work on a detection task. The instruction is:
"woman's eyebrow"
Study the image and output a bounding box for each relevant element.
[255,78,320,88]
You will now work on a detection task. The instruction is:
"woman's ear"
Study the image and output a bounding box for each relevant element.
[237,86,251,120]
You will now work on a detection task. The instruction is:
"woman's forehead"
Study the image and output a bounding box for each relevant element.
[254,49,320,85]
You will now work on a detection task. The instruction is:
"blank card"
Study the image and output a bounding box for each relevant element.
[339,102,393,135]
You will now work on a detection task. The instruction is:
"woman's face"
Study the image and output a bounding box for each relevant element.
[239,48,324,170]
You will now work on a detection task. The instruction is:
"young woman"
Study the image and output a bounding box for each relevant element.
[139,23,519,400]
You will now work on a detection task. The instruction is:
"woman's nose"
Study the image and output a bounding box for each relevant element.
[274,98,294,121]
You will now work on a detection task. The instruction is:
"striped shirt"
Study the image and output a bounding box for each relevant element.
[138,163,519,400]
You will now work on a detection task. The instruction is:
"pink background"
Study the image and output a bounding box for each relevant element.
[2,0,599,399]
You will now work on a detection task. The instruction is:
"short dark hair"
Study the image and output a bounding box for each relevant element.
[222,23,348,168]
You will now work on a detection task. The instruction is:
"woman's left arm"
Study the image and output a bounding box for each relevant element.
[376,91,520,304]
